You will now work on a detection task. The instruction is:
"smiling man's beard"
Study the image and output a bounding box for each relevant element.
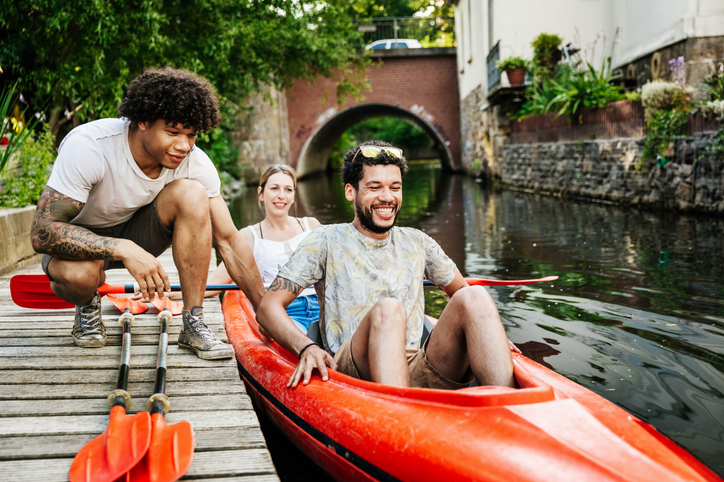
[355,202,399,234]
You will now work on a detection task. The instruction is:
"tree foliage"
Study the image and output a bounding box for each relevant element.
[349,0,452,19]
[0,0,367,136]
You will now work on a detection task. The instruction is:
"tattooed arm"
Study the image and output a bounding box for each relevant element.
[31,187,118,259]
[257,276,336,387]
[31,186,170,300]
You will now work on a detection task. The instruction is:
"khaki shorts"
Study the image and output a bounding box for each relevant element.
[333,332,474,390]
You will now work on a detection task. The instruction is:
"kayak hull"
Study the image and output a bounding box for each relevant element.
[223,291,721,482]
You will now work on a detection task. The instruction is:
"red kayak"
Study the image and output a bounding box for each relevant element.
[223,291,721,482]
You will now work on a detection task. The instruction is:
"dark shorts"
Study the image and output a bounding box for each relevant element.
[333,331,474,390]
[41,198,173,281]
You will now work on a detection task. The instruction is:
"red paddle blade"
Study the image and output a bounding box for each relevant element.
[466,275,559,286]
[69,405,152,482]
[127,413,194,482]
[10,274,131,309]
[150,295,183,316]
[107,294,148,315]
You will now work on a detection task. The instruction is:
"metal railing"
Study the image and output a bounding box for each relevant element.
[487,41,501,91]
[352,17,455,48]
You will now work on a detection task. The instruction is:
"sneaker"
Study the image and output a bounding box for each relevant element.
[178,307,234,360]
[72,291,106,347]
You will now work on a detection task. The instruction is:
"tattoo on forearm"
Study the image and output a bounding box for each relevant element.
[268,277,303,296]
[31,187,120,260]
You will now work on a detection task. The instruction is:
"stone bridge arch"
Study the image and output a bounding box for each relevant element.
[286,48,460,177]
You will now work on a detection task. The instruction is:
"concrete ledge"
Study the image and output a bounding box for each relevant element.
[0,206,39,276]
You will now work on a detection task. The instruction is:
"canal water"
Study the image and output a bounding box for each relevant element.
[228,162,724,479]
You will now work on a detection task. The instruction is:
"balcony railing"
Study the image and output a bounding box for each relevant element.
[352,17,455,48]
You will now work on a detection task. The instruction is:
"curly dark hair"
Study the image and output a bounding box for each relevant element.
[340,140,408,189]
[118,67,220,132]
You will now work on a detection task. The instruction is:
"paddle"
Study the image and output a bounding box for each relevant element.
[123,308,194,482]
[69,309,152,482]
[424,275,558,287]
[11,274,559,310]
[150,294,183,316]
[107,293,148,316]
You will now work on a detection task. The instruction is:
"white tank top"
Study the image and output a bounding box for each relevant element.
[251,217,316,297]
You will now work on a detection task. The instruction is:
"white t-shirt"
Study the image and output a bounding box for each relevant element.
[47,118,221,228]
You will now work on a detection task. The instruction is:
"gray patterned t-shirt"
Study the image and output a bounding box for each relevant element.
[278,223,456,354]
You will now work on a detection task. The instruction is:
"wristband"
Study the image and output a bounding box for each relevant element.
[298,342,320,359]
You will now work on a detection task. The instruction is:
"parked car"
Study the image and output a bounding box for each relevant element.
[365,39,422,50]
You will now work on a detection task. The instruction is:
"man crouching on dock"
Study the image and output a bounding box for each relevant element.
[257,141,516,389]
[30,67,264,359]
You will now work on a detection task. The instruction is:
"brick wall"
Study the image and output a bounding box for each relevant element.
[286,51,461,174]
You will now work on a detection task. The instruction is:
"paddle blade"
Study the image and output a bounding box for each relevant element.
[465,275,559,286]
[69,406,152,482]
[127,413,194,482]
[10,274,74,309]
[10,274,133,309]
[151,294,183,316]
[107,294,148,315]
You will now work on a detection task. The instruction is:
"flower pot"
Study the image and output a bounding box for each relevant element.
[506,68,527,87]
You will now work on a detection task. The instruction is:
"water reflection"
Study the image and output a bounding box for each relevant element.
[228,163,724,477]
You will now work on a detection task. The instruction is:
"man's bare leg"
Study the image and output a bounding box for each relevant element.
[156,179,211,308]
[350,298,410,387]
[48,259,106,305]
[425,286,515,388]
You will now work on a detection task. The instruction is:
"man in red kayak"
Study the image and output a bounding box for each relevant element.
[257,141,516,389]
[30,67,264,359]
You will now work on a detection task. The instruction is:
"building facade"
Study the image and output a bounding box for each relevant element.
[449,0,724,177]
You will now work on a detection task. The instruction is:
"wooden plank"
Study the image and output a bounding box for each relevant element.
[0,367,240,384]
[0,449,276,481]
[0,355,236,369]
[185,449,277,478]
[0,394,252,416]
[0,344,232,357]
[0,426,267,460]
[0,410,259,436]
[0,380,247,399]
[0,249,278,481]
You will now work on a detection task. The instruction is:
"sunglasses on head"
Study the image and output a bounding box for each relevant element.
[351,145,404,163]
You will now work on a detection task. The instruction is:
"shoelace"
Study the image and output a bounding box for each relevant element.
[78,303,103,334]
[188,317,220,344]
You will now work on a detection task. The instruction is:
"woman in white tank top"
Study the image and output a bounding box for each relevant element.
[186,165,320,333]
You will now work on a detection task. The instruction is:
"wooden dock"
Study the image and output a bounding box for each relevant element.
[0,250,279,481]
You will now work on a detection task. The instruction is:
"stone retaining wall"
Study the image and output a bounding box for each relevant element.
[0,206,39,275]
[499,132,724,213]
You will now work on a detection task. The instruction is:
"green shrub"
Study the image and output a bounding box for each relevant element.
[531,33,562,78]
[641,80,693,120]
[195,100,242,183]
[701,62,724,102]
[548,58,625,121]
[1,125,55,207]
[496,56,530,71]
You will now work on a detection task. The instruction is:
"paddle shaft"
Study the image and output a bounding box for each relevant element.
[11,274,559,310]
[149,309,172,415]
[112,309,134,409]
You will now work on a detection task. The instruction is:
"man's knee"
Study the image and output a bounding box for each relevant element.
[158,180,210,219]
[50,260,104,293]
[368,298,407,330]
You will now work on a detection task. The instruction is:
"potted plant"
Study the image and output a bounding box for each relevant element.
[496,56,530,87]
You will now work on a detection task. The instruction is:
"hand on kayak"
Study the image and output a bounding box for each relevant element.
[288,344,336,389]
